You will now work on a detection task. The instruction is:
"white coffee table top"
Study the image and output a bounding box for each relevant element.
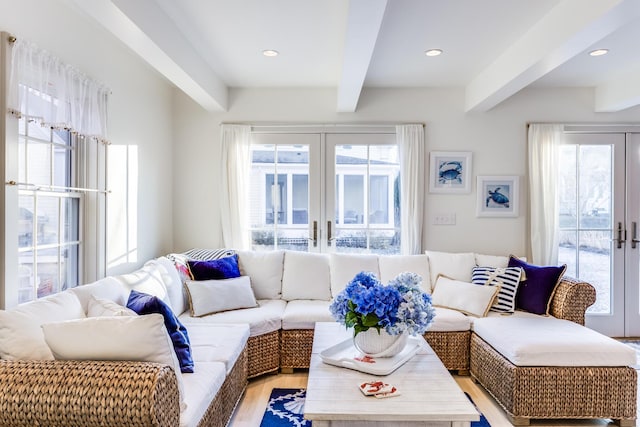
[304,322,479,426]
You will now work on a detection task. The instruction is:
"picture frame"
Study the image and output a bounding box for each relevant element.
[476,175,519,217]
[429,151,472,193]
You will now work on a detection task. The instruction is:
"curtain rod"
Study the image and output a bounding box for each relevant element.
[221,123,424,128]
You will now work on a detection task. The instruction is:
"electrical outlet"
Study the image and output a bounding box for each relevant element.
[433,213,456,225]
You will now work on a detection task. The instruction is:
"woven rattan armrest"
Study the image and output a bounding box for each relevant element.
[549,276,596,326]
[0,359,180,427]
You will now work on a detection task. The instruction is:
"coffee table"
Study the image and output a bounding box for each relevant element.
[304,322,479,427]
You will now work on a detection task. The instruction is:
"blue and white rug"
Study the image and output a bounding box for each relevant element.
[259,388,490,427]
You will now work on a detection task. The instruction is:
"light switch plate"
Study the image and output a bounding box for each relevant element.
[433,213,456,225]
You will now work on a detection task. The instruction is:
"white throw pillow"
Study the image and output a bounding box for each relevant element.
[42,314,186,412]
[184,276,258,317]
[0,291,85,360]
[426,250,476,284]
[87,295,137,317]
[431,275,499,317]
[378,254,431,292]
[281,251,331,301]
[329,253,380,297]
[237,250,284,299]
[152,256,188,315]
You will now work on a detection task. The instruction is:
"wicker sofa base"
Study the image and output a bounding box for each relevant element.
[247,330,280,378]
[197,347,248,427]
[470,333,637,426]
[281,329,315,370]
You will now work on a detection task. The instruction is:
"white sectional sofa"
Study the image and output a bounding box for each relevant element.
[0,248,636,426]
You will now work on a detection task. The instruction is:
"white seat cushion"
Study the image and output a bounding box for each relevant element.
[282,300,334,330]
[473,316,637,367]
[186,323,249,373]
[179,299,286,337]
[330,253,380,297]
[428,307,471,332]
[179,362,227,427]
[378,254,431,292]
[237,250,284,299]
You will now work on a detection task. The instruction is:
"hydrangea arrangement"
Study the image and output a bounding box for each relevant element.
[329,271,435,337]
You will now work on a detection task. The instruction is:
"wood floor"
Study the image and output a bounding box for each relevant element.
[229,371,640,427]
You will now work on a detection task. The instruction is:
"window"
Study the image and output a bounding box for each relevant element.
[248,131,400,254]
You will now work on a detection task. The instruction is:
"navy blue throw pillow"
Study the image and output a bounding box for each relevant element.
[126,290,194,373]
[188,254,241,280]
[508,256,566,315]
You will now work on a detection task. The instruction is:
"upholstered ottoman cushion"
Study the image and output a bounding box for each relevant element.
[473,316,637,366]
[428,307,471,332]
[282,300,333,330]
[179,299,286,337]
[186,323,249,373]
[180,362,227,427]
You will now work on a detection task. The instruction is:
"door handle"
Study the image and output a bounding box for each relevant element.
[615,222,626,249]
[632,222,639,249]
[308,221,318,247]
[327,221,334,246]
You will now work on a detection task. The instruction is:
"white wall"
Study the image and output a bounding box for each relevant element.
[0,0,175,276]
[172,86,640,257]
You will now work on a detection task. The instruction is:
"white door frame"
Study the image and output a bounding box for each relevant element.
[625,133,640,337]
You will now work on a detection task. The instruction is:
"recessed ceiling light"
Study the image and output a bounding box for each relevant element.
[262,49,279,57]
[424,49,443,57]
[589,49,609,57]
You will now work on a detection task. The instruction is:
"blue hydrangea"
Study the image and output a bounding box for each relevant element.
[330,271,435,337]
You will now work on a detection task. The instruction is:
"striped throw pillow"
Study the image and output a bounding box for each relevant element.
[471,266,522,313]
[182,248,236,261]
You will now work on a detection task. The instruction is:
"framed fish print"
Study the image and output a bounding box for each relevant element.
[429,151,472,193]
[476,175,519,217]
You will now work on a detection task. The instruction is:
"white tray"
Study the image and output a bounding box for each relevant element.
[319,336,424,375]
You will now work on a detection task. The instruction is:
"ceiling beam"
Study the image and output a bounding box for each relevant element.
[337,0,388,113]
[67,0,227,112]
[465,0,640,112]
[595,71,640,112]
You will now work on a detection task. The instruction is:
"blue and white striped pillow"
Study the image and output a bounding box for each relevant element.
[182,248,236,261]
[471,266,522,313]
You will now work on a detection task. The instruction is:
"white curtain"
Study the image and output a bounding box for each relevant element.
[220,124,252,250]
[8,39,109,142]
[528,124,563,265]
[397,124,425,255]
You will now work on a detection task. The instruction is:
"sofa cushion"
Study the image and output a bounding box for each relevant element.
[428,307,471,332]
[378,254,431,292]
[127,290,194,373]
[282,251,331,301]
[114,263,172,306]
[0,291,85,360]
[41,314,186,412]
[70,276,128,313]
[180,362,227,427]
[431,276,498,317]
[475,253,509,268]
[179,299,286,337]
[426,250,476,284]
[153,256,189,315]
[188,255,241,281]
[184,276,257,317]
[509,256,566,315]
[87,295,137,317]
[237,250,284,299]
[473,316,637,367]
[186,323,249,373]
[471,266,522,313]
[329,253,380,298]
[282,300,334,330]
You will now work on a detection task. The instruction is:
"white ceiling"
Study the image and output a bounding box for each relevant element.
[68,0,640,113]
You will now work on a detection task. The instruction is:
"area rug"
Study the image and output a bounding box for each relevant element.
[259,388,490,427]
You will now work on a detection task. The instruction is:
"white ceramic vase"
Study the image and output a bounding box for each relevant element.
[353,328,408,358]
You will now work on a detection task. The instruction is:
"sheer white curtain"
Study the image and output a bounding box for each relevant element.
[220,124,252,250]
[8,39,109,142]
[397,124,425,255]
[528,124,564,265]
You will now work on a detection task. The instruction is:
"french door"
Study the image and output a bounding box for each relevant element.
[248,130,399,254]
[560,132,640,337]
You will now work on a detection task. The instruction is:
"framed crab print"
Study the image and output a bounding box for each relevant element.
[429,151,472,193]
[476,175,519,217]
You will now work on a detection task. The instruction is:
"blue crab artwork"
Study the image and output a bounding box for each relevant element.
[438,161,463,184]
[486,187,510,208]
